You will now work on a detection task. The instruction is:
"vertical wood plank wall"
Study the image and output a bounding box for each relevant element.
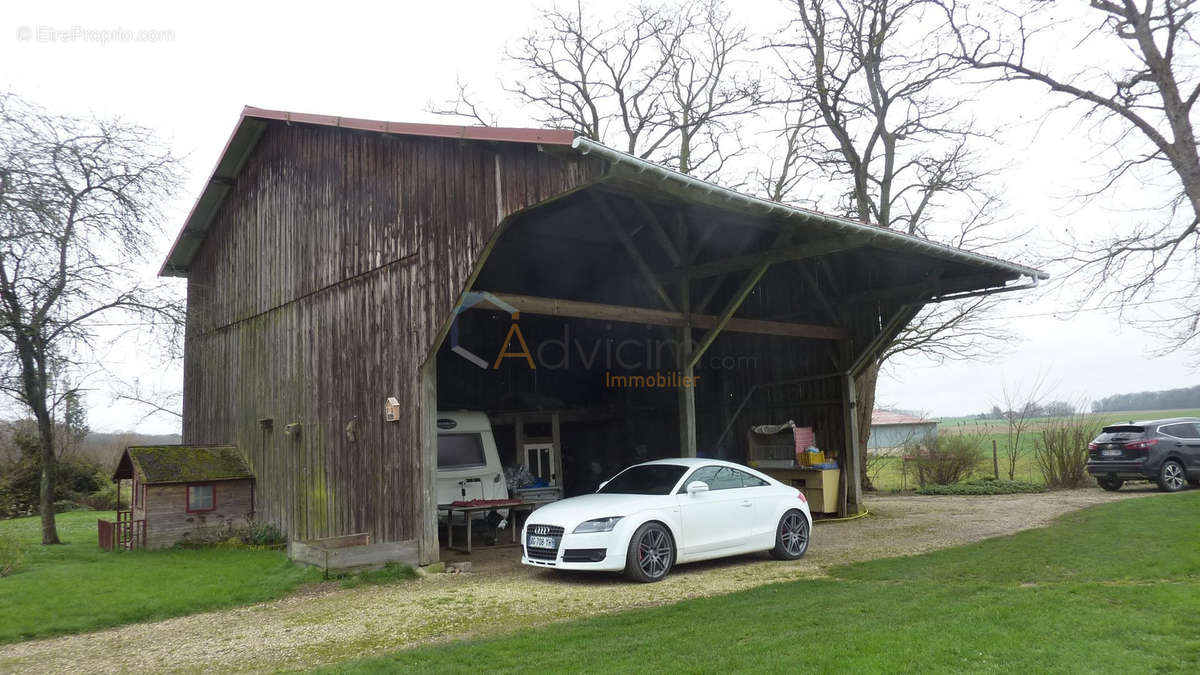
[182,122,603,551]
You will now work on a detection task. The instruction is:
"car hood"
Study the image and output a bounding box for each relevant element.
[525,492,671,528]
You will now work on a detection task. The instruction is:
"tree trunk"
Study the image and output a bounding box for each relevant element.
[854,362,879,492]
[36,407,60,544]
[14,338,60,545]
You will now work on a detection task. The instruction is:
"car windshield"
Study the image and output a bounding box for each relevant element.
[597,464,688,495]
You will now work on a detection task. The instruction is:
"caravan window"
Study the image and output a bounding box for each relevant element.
[437,433,487,469]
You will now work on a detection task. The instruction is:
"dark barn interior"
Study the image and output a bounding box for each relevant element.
[434,172,1034,501]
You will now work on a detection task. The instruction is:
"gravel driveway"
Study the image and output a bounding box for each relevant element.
[0,487,1160,673]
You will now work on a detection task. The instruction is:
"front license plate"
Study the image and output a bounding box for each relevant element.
[1101,449,1121,457]
[528,535,557,549]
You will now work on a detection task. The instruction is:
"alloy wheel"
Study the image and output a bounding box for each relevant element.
[781,512,809,556]
[1163,462,1185,490]
[637,528,671,579]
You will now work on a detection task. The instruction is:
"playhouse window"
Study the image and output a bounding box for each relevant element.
[187,484,215,512]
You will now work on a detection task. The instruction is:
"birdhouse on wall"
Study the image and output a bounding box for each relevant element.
[384,397,401,422]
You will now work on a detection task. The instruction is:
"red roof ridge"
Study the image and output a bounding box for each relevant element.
[241,106,576,145]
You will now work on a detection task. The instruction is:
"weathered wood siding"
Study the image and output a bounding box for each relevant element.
[182,121,604,555]
[142,479,254,549]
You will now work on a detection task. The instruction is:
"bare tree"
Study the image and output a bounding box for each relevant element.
[943,0,1200,349]
[0,93,181,544]
[766,0,1019,489]
[996,374,1049,481]
[112,376,182,425]
[431,0,762,181]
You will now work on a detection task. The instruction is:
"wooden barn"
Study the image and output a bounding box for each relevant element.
[105,445,254,550]
[162,106,1046,565]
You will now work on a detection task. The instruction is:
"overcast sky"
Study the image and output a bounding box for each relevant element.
[3,0,1196,433]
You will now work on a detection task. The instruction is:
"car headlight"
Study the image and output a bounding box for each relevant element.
[572,517,623,534]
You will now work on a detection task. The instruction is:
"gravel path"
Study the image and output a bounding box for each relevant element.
[0,487,1160,673]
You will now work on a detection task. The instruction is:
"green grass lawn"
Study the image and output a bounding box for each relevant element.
[331,491,1200,674]
[0,510,319,643]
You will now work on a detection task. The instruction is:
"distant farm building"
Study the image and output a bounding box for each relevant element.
[102,445,255,550]
[867,410,938,452]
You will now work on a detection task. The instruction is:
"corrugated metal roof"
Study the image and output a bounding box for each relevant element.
[871,410,935,426]
[160,106,1048,284]
[571,137,1048,282]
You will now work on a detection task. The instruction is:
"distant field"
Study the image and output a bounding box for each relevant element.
[869,409,1200,492]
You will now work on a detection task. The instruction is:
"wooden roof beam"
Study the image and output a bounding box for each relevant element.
[472,292,845,340]
[663,235,863,281]
[589,192,677,312]
[687,261,772,369]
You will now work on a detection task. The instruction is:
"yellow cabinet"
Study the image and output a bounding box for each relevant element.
[760,468,840,514]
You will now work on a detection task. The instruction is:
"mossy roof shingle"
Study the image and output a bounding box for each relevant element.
[114,445,251,484]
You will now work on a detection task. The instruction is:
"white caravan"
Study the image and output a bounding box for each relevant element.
[436,411,509,507]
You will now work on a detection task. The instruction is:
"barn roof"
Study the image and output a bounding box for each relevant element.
[113,445,252,484]
[160,105,1048,284]
[871,410,934,426]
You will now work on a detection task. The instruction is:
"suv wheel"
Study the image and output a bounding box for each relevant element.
[1097,477,1123,492]
[1157,460,1187,492]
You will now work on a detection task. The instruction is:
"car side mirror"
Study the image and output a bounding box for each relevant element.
[686,481,709,496]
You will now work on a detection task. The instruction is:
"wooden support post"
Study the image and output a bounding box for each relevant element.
[418,355,439,564]
[840,372,864,516]
[677,215,696,458]
[551,413,562,485]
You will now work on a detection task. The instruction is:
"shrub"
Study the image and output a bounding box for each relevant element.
[52,500,91,513]
[905,433,982,486]
[81,475,124,511]
[0,532,23,577]
[1035,415,1100,489]
[0,455,104,518]
[176,520,288,549]
[917,478,1044,496]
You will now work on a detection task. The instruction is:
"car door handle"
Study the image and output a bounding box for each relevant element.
[740,500,752,507]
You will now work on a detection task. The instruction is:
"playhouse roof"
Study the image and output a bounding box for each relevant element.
[114,445,252,484]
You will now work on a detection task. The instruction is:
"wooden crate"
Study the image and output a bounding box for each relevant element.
[289,533,419,576]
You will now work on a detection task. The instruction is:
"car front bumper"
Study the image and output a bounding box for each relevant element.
[520,530,628,572]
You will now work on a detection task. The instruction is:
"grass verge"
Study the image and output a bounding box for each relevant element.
[329,491,1200,673]
[0,510,319,643]
[915,478,1044,495]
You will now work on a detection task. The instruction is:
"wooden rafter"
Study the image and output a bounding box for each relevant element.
[663,235,860,281]
[630,196,680,266]
[686,261,772,369]
[589,193,677,312]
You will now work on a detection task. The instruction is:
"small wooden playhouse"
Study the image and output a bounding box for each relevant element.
[100,445,255,550]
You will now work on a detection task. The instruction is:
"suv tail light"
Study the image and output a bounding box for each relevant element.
[1087,442,1098,450]
[1124,439,1158,451]
[797,491,808,503]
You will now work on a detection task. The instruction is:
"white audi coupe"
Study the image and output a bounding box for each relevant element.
[521,458,812,582]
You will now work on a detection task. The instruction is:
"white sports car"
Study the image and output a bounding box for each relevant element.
[521,458,812,582]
